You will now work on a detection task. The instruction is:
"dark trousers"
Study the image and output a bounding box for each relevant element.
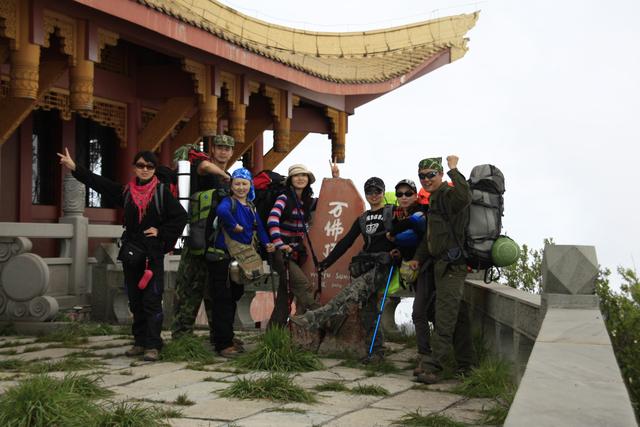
[412,262,435,356]
[423,260,474,373]
[123,254,165,350]
[207,259,244,352]
[268,251,317,328]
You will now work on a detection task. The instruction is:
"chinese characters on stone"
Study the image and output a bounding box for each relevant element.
[323,201,348,257]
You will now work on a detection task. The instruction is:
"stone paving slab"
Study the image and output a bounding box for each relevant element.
[168,418,224,427]
[443,397,494,424]
[325,407,406,427]
[124,361,189,377]
[312,366,367,381]
[95,373,154,388]
[371,388,463,413]
[111,369,225,399]
[0,337,37,346]
[386,348,416,363]
[86,335,129,343]
[100,356,137,369]
[237,408,334,426]
[1,347,76,361]
[182,397,277,421]
[147,381,231,403]
[318,358,343,369]
[78,338,132,349]
[350,374,415,395]
[281,391,382,416]
[292,375,338,390]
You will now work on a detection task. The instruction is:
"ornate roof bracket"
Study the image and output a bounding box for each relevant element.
[219,71,249,144]
[182,59,217,137]
[137,96,194,152]
[0,0,18,48]
[263,85,292,153]
[325,107,347,163]
[263,131,309,170]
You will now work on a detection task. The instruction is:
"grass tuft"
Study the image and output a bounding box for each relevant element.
[234,326,322,372]
[28,354,106,373]
[349,383,390,396]
[393,411,466,426]
[266,407,307,414]
[313,380,348,392]
[340,357,401,376]
[96,401,173,426]
[220,373,316,403]
[0,374,110,426]
[174,393,195,406]
[481,393,514,425]
[161,335,216,363]
[453,357,514,398]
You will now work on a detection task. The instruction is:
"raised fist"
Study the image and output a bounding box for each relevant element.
[446,155,459,170]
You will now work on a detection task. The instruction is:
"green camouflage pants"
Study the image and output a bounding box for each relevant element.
[422,260,473,373]
[171,247,215,341]
[301,263,390,353]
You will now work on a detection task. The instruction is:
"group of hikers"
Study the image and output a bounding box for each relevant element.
[57,133,475,385]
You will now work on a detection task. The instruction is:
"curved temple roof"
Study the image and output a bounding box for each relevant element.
[137,0,478,84]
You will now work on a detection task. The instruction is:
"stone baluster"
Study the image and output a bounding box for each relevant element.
[59,173,88,296]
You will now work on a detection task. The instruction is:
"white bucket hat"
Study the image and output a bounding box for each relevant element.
[287,164,316,184]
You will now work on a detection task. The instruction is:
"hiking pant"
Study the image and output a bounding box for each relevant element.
[207,259,244,352]
[302,262,391,354]
[268,250,318,328]
[171,247,215,342]
[124,253,164,350]
[412,261,435,356]
[422,260,473,373]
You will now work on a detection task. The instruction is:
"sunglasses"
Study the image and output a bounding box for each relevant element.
[418,171,439,180]
[135,163,156,171]
[395,191,415,198]
[364,188,383,196]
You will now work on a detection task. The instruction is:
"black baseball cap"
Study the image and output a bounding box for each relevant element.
[364,177,385,192]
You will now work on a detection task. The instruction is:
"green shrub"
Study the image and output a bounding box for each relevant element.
[349,383,389,396]
[95,401,172,427]
[234,326,322,372]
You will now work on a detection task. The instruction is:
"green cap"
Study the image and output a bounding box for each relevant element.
[212,135,235,147]
[418,157,443,172]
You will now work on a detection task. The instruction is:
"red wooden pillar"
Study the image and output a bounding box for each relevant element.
[251,134,264,174]
[159,138,171,167]
[119,101,140,183]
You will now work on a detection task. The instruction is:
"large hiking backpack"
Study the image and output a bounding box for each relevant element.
[466,164,505,270]
[253,170,287,227]
[186,188,227,255]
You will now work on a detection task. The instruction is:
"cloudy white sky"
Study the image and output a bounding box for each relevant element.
[223,0,640,286]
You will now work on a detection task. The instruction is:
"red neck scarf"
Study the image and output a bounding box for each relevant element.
[126,175,159,223]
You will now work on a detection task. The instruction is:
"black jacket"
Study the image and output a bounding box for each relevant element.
[72,165,188,255]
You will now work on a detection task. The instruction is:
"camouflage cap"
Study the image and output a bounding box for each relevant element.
[212,135,235,147]
[418,157,443,172]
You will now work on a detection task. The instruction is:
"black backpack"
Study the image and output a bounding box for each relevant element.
[252,170,288,228]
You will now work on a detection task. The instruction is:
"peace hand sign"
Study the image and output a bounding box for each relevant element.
[57,147,76,171]
[329,158,340,178]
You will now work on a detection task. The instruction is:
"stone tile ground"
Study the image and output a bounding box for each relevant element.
[0,329,500,426]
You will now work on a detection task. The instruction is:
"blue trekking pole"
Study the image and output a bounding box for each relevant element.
[368,265,395,359]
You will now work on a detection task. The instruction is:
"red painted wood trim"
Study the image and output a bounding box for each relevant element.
[68,0,451,96]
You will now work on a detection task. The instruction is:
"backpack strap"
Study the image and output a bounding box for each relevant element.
[382,204,394,233]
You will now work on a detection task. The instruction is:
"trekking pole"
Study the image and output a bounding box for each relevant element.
[290,189,322,299]
[267,252,277,306]
[283,251,293,329]
[368,265,395,359]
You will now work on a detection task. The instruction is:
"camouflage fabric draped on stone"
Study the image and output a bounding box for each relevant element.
[171,247,215,340]
[294,263,391,354]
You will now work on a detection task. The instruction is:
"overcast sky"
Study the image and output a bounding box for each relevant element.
[223,0,640,286]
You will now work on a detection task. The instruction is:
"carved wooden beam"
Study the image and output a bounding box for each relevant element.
[169,112,200,154]
[228,115,271,165]
[182,59,218,137]
[69,20,93,111]
[263,131,308,170]
[264,86,292,153]
[137,96,194,152]
[325,107,347,163]
[9,0,39,99]
[0,58,67,145]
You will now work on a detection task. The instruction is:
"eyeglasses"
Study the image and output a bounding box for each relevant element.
[418,171,439,180]
[395,191,415,198]
[135,163,156,171]
[364,188,383,196]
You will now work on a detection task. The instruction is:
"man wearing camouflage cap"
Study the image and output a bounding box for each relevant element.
[172,135,234,345]
[408,155,474,384]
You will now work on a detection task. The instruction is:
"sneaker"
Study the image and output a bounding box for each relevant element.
[413,360,424,377]
[416,371,442,384]
[232,338,245,353]
[143,349,159,362]
[218,345,242,359]
[125,346,144,357]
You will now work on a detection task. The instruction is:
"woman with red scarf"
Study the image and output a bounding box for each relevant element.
[58,148,187,362]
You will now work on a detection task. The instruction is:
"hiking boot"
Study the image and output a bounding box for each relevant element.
[455,366,473,378]
[232,338,245,353]
[290,314,311,329]
[413,359,424,377]
[361,351,384,365]
[218,345,241,359]
[125,346,144,357]
[143,349,159,362]
[416,371,442,384]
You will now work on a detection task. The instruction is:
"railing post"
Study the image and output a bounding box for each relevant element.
[59,173,88,296]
